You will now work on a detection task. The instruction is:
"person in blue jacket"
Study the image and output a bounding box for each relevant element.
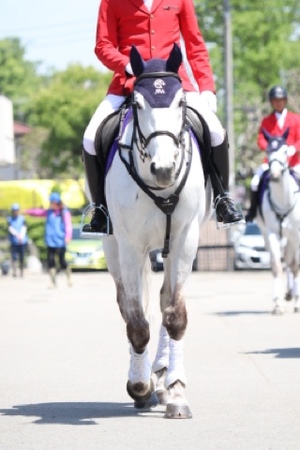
[44,192,73,287]
[26,192,73,287]
[7,203,28,277]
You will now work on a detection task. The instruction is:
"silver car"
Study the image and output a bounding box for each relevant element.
[234,222,271,270]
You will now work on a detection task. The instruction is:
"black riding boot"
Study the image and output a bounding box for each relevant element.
[211,135,243,224]
[82,150,112,234]
[245,190,258,223]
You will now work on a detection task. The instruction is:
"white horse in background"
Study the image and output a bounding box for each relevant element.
[256,128,300,314]
[102,45,212,418]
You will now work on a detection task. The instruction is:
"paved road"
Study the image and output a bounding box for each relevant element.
[0,269,300,450]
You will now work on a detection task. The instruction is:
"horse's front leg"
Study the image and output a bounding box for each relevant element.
[162,270,192,418]
[268,232,285,315]
[284,240,300,313]
[117,251,157,409]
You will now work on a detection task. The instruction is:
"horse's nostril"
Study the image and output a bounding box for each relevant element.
[150,162,156,175]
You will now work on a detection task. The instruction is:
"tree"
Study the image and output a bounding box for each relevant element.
[194,1,300,184]
[28,65,111,177]
[0,38,43,121]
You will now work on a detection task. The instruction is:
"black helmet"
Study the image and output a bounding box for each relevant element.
[269,85,288,100]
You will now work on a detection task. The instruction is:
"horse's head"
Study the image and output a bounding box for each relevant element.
[129,44,185,188]
[263,128,289,181]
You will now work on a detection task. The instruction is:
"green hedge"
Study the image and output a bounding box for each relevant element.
[0,214,82,263]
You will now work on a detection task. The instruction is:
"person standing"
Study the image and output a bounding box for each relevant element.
[82,0,243,234]
[26,192,73,287]
[246,85,300,222]
[7,203,28,277]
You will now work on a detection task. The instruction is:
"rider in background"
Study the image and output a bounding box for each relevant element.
[82,0,243,234]
[246,85,300,223]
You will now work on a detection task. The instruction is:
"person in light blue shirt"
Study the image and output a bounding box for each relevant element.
[7,203,28,277]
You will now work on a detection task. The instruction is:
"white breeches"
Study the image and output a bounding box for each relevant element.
[251,162,300,191]
[83,92,225,156]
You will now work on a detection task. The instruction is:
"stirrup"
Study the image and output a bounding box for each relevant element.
[80,203,112,238]
[214,195,245,230]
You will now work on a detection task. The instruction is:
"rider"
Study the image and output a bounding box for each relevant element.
[246,85,300,222]
[82,0,243,233]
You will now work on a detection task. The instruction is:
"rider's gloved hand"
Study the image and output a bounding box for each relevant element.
[200,90,217,113]
[287,145,296,157]
[125,63,133,76]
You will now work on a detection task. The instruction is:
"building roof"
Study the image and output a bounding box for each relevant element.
[14,122,31,137]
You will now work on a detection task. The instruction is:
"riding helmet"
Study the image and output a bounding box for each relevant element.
[268,85,288,100]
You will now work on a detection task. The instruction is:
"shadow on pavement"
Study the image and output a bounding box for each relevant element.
[214,310,270,316]
[245,347,300,359]
[0,401,164,425]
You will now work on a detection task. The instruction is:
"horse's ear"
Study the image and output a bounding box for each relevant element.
[166,43,182,73]
[130,46,145,77]
[283,127,289,140]
[262,128,272,142]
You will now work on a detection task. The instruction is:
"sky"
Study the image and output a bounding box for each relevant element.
[1,0,108,73]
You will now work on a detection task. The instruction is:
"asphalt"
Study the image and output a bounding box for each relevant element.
[0,268,300,450]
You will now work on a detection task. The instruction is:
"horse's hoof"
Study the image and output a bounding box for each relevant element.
[156,389,168,405]
[272,305,285,315]
[134,391,158,409]
[165,403,192,419]
[285,292,293,301]
[126,379,158,409]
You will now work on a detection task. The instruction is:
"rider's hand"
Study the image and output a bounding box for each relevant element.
[125,63,133,76]
[200,91,217,113]
[287,145,296,157]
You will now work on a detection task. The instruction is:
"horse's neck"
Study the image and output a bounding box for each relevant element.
[269,170,297,211]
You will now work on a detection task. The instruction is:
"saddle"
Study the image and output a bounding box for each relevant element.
[94,101,211,179]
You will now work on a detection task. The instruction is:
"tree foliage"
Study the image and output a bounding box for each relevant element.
[28,65,111,177]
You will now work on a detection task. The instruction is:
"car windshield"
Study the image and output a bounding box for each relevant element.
[244,223,261,236]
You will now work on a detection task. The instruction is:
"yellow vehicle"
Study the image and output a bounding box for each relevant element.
[66,225,107,271]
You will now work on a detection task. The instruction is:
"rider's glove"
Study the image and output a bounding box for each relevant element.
[125,63,133,76]
[200,90,217,113]
[287,145,296,157]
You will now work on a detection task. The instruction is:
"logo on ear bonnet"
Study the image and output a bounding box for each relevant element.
[154,79,166,94]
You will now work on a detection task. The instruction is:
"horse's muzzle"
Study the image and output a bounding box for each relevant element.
[150,162,176,187]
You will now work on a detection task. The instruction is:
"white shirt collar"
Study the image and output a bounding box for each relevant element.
[275,108,287,129]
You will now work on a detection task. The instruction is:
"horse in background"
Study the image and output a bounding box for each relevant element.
[102,44,213,418]
[256,128,300,314]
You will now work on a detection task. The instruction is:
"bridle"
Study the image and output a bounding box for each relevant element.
[267,145,289,174]
[131,72,187,162]
[118,71,193,256]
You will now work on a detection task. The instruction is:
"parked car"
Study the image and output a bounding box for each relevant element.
[234,222,271,270]
[66,225,107,271]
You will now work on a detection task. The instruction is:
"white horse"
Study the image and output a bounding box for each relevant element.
[256,129,300,314]
[102,45,212,418]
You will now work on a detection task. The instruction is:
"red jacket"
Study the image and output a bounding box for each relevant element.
[257,110,300,167]
[95,0,216,96]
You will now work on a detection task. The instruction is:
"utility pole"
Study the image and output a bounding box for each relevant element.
[223,0,235,193]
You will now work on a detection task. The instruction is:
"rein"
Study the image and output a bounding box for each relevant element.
[118,74,192,256]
